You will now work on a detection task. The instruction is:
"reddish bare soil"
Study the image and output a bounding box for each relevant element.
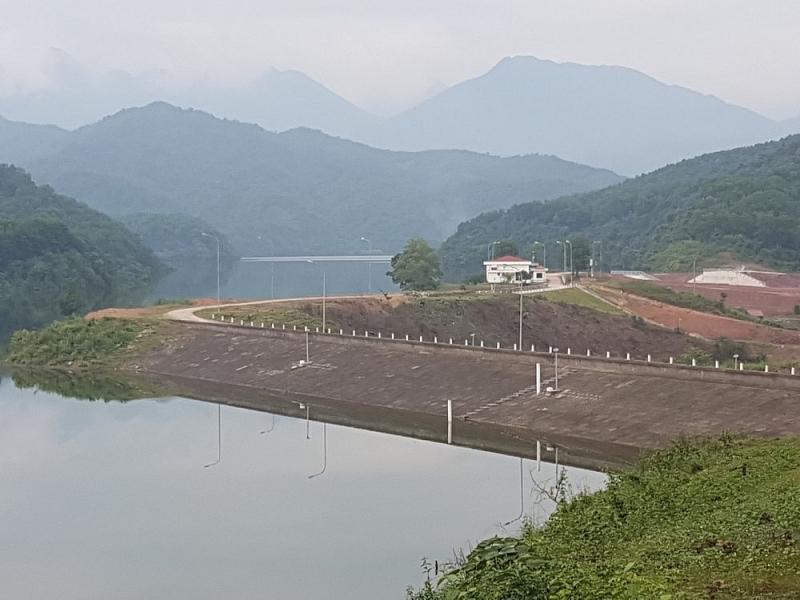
[591,285,800,349]
[655,273,800,316]
[86,298,219,320]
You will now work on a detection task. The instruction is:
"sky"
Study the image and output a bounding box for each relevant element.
[1,0,799,119]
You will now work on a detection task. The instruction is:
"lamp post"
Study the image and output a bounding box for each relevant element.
[533,241,546,269]
[556,241,566,273]
[591,241,602,277]
[565,240,573,286]
[488,241,500,261]
[201,232,220,312]
[519,291,524,352]
[360,236,371,295]
[305,260,326,331]
[693,257,697,296]
[258,236,275,299]
[733,353,739,370]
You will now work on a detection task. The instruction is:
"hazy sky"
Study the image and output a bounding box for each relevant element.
[1,0,799,118]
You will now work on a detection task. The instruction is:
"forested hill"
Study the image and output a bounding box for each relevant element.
[440,135,800,282]
[0,165,165,339]
[1,102,623,257]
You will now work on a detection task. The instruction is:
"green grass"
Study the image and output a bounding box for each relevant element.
[410,434,800,599]
[196,305,331,330]
[7,317,175,368]
[540,287,626,315]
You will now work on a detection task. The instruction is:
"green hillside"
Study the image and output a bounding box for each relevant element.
[440,135,800,281]
[3,102,623,257]
[0,165,164,339]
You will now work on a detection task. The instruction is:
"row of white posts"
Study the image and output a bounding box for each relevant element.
[208,313,792,374]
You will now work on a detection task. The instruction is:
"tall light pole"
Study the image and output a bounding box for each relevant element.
[693,257,697,296]
[360,237,371,295]
[201,232,220,312]
[533,241,546,269]
[565,240,573,286]
[519,291,524,351]
[556,240,566,273]
[488,240,500,261]
[258,236,275,299]
[553,348,560,390]
[305,260,326,331]
[591,241,602,278]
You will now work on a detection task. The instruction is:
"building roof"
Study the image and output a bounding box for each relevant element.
[487,255,529,263]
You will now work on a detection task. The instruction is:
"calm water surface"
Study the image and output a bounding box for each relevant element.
[0,376,605,599]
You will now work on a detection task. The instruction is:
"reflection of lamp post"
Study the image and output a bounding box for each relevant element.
[308,422,328,479]
[201,232,220,312]
[204,404,221,468]
[360,237,371,295]
[533,241,546,269]
[305,260,326,331]
[502,457,525,526]
[259,413,275,434]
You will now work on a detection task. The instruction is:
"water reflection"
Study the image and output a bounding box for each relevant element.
[0,377,606,599]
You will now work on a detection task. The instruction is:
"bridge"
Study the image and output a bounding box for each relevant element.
[241,255,394,263]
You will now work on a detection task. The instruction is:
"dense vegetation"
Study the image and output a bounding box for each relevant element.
[440,135,800,282]
[409,434,800,599]
[0,166,164,338]
[8,317,168,367]
[0,102,623,257]
[389,238,443,291]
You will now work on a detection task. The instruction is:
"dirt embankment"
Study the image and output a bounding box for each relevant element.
[277,295,701,360]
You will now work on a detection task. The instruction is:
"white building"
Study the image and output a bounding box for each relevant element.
[483,255,548,284]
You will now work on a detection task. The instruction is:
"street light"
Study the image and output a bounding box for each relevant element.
[201,232,220,312]
[733,353,739,369]
[305,260,326,331]
[533,241,546,269]
[258,236,275,299]
[565,240,573,287]
[360,237,372,295]
[591,241,602,278]
[556,241,567,273]
[488,240,500,261]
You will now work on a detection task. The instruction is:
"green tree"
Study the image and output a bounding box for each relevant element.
[568,235,591,276]
[388,238,442,291]
[491,238,519,259]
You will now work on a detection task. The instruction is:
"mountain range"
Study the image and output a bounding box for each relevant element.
[0,102,622,257]
[2,53,798,175]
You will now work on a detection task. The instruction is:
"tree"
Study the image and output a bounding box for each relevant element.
[491,238,519,259]
[568,236,591,276]
[388,238,442,291]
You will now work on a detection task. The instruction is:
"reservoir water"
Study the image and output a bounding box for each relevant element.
[0,375,606,599]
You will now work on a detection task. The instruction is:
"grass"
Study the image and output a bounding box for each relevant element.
[410,434,800,599]
[196,303,331,330]
[6,317,178,368]
[539,287,626,315]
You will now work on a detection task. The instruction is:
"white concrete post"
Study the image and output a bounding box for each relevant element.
[669,357,673,364]
[715,360,719,368]
[647,354,651,362]
[626,352,630,360]
[447,400,453,445]
[567,348,571,355]
[391,333,395,339]
[449,338,452,345]
[692,358,696,366]
[792,367,796,376]
[740,363,744,370]
[340,329,343,335]
[420,335,423,342]
[365,331,369,337]
[765,365,769,372]
[250,321,253,327]
[240,320,244,326]
[465,340,469,346]
[378,332,381,339]
[480,341,484,348]
[353,330,356,336]
[536,363,541,395]
[305,326,309,332]
[293,325,296,331]
[272,323,275,328]
[434,336,438,344]
[531,344,535,352]
[514,343,517,351]
[549,346,552,353]
[316,327,319,333]
[282,324,285,329]
[606,351,611,358]
[536,440,542,472]
[327,328,331,334]
[406,334,409,341]
[587,349,591,356]
[497,342,501,349]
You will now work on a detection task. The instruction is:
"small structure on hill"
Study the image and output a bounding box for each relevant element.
[688,268,765,287]
[483,255,547,284]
